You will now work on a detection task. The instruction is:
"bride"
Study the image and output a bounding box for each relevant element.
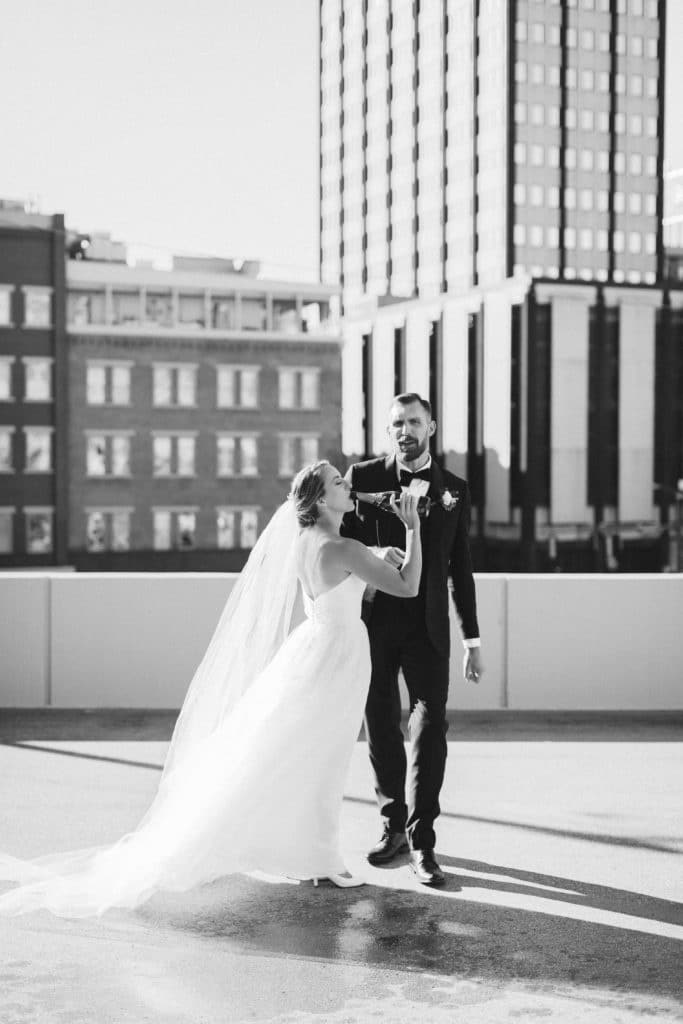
[0,461,422,916]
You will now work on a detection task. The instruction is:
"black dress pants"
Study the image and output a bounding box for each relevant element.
[364,599,450,851]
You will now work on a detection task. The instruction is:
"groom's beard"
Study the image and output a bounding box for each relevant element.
[396,438,428,465]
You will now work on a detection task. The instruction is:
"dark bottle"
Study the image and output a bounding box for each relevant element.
[349,489,433,517]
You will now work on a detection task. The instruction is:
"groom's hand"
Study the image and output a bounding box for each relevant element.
[463,647,483,684]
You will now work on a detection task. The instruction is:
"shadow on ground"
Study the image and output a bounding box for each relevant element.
[137,858,683,1007]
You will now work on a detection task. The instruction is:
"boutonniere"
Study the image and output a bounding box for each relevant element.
[438,488,460,512]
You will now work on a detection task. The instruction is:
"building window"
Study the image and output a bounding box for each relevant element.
[631,36,644,57]
[0,507,13,552]
[22,288,52,328]
[614,230,625,253]
[513,225,526,247]
[629,193,643,215]
[630,153,643,176]
[277,434,320,477]
[580,190,593,211]
[23,358,53,401]
[273,299,301,333]
[513,183,526,205]
[278,368,321,410]
[24,427,53,472]
[515,20,527,42]
[614,192,625,213]
[112,291,140,326]
[547,105,560,127]
[631,75,643,97]
[531,145,544,167]
[514,143,526,165]
[579,229,593,250]
[0,427,14,471]
[566,27,577,47]
[548,146,560,168]
[531,64,544,85]
[531,23,544,43]
[515,61,527,83]
[145,293,173,327]
[152,364,197,407]
[216,434,259,477]
[628,232,642,254]
[547,226,559,249]
[581,30,594,50]
[25,507,53,554]
[580,110,594,132]
[211,296,236,329]
[597,230,608,251]
[86,361,132,405]
[216,366,259,408]
[598,71,609,92]
[565,148,576,170]
[580,70,594,91]
[530,185,544,207]
[0,358,14,401]
[86,433,132,477]
[216,507,260,549]
[566,108,577,130]
[68,291,106,326]
[0,286,13,326]
[547,66,560,87]
[529,226,544,248]
[564,228,576,250]
[153,509,197,550]
[514,102,526,124]
[565,187,576,210]
[645,233,656,255]
[85,508,132,552]
[152,434,196,477]
[240,296,267,331]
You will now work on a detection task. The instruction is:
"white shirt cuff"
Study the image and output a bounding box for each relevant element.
[463,638,481,649]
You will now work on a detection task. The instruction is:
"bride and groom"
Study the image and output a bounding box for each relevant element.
[0,392,481,916]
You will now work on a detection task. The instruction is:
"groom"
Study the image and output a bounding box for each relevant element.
[343,392,482,886]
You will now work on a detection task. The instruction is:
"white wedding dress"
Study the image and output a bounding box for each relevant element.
[0,522,371,917]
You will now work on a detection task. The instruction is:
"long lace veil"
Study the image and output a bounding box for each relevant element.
[0,499,301,916]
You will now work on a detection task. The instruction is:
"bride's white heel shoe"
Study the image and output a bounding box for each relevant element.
[312,873,365,888]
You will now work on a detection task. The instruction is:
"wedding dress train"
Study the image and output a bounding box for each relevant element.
[0,572,370,917]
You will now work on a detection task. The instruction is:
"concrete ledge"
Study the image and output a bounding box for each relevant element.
[1,708,682,742]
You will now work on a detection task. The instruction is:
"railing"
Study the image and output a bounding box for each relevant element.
[1,573,681,710]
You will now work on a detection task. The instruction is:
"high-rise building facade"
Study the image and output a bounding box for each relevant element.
[320,0,682,571]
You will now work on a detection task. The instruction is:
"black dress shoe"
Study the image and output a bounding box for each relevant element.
[409,849,445,886]
[366,828,408,865]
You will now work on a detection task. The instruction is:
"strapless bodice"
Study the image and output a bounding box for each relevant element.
[301,573,367,626]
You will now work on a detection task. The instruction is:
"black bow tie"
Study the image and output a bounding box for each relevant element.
[399,468,431,486]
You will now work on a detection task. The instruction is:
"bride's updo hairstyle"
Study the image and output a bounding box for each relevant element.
[289,460,331,528]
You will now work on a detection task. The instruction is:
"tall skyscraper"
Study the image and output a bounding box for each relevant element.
[320,0,681,572]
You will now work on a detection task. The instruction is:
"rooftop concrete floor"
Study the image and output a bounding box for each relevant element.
[0,726,682,1023]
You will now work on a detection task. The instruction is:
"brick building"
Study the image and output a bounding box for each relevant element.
[0,201,67,566]
[66,256,342,570]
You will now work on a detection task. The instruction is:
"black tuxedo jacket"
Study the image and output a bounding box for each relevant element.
[343,455,479,658]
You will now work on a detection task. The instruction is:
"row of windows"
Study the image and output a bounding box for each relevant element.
[515,62,658,97]
[0,428,321,479]
[0,506,262,555]
[85,363,321,411]
[514,224,656,254]
[514,183,657,216]
[0,358,53,402]
[514,144,657,177]
[514,103,657,138]
[516,22,658,59]
[527,0,657,15]
[0,287,52,329]
[68,291,333,334]
[512,264,656,285]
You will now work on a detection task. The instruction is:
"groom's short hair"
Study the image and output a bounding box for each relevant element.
[392,392,432,418]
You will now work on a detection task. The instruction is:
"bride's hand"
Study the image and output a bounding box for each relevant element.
[390,492,420,530]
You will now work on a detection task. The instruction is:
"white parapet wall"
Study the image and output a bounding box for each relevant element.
[0,573,682,710]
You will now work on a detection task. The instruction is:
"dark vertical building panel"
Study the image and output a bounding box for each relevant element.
[393,325,404,394]
[654,303,683,503]
[530,301,551,509]
[588,298,619,513]
[509,302,522,507]
[361,330,372,457]
[467,310,483,508]
[428,319,440,459]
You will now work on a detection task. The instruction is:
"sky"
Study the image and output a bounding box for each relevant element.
[1,0,682,278]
